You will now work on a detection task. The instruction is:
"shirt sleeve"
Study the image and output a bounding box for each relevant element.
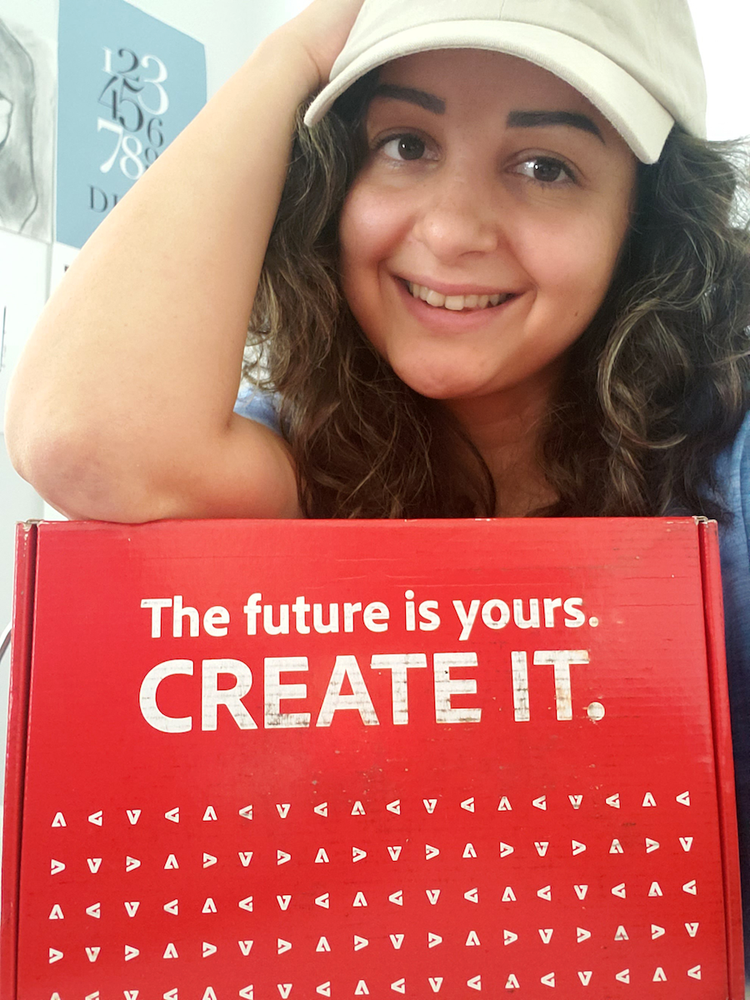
[233,383,282,435]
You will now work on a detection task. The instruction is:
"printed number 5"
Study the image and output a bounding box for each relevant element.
[97,117,145,180]
[138,54,169,116]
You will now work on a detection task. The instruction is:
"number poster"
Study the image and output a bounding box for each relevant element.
[56,0,206,249]
[2,517,744,998]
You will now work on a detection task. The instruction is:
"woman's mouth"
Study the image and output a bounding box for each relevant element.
[406,281,512,312]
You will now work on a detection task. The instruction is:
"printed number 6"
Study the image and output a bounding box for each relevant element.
[138,54,169,116]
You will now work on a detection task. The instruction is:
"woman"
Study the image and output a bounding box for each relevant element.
[6,0,750,966]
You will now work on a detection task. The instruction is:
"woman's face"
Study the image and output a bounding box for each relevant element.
[338,49,638,412]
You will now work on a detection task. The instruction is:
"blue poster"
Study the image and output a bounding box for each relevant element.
[57,0,206,249]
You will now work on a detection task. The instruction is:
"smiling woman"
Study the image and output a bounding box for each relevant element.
[339,51,636,427]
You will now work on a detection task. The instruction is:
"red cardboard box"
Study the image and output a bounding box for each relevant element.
[1,517,744,999]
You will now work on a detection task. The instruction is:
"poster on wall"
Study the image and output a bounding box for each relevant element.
[56,0,206,250]
[0,17,55,242]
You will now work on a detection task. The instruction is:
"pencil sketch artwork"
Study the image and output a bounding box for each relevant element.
[0,17,54,241]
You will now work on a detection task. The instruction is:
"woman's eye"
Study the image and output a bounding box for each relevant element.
[378,134,429,161]
[514,156,574,184]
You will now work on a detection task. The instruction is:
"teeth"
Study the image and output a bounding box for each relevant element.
[408,282,507,311]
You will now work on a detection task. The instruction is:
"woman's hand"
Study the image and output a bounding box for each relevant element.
[278,0,367,92]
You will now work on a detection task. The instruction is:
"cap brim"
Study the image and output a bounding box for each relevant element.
[303,20,674,163]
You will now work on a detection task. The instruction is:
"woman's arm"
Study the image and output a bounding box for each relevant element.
[4,0,364,522]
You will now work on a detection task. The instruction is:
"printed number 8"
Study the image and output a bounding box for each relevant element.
[121,135,145,180]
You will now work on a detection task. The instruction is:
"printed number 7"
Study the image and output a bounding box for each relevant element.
[97,117,144,180]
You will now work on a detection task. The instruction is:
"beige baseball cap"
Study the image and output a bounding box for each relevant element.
[303,0,706,163]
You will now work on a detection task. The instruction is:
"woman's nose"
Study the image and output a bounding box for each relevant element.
[412,168,504,262]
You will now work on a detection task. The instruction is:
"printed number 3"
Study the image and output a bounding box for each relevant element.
[139,55,169,116]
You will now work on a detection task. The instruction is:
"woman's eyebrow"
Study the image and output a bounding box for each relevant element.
[507,110,604,142]
[370,83,446,114]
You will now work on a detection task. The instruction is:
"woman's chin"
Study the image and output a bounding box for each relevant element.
[390,363,490,403]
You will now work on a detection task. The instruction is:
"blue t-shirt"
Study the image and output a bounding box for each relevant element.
[234,383,282,434]
[236,386,750,968]
[715,412,750,969]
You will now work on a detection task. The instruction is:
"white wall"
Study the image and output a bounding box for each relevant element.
[689,0,750,141]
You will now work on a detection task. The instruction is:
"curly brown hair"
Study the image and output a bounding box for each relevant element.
[247,76,750,520]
